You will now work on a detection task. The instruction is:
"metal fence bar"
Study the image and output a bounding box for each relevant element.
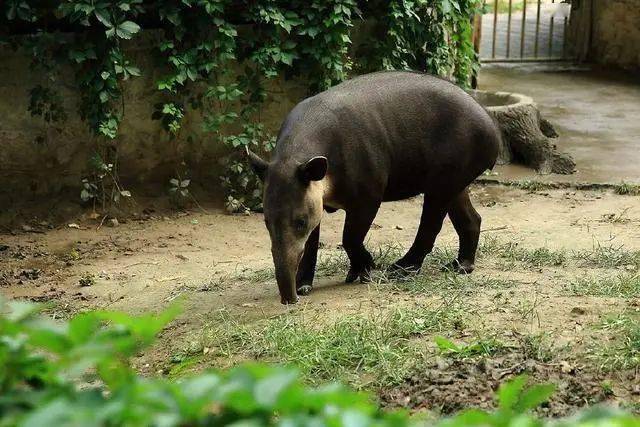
[492,0,498,58]
[534,0,541,58]
[562,16,568,58]
[548,0,555,56]
[520,0,527,58]
[506,0,513,58]
[477,0,573,62]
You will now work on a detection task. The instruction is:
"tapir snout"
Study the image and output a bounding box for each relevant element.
[271,242,303,305]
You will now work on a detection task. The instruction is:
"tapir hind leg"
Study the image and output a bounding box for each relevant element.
[296,224,320,295]
[343,203,380,283]
[390,198,448,273]
[445,188,481,274]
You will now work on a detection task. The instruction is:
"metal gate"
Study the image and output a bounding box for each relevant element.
[476,0,573,62]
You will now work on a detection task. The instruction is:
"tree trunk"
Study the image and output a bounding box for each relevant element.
[469,90,576,175]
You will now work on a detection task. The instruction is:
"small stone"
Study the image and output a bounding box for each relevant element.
[108,218,119,227]
[203,347,210,355]
[395,225,404,230]
[79,274,95,287]
[570,307,586,316]
[21,225,33,232]
[19,269,41,280]
[560,361,574,374]
[68,223,81,229]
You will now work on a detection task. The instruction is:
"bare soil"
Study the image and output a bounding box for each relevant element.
[1,184,639,415]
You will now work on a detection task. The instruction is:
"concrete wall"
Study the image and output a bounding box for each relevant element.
[569,0,640,69]
[0,32,307,206]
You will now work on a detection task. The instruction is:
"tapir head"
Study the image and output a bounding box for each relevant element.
[247,148,327,304]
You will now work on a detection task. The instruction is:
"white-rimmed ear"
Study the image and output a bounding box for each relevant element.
[246,147,268,181]
[298,156,328,183]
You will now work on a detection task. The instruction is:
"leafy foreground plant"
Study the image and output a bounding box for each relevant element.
[1,300,638,426]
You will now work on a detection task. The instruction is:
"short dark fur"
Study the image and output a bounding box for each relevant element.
[251,71,500,304]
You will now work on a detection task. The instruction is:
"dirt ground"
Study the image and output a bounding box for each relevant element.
[1,184,639,415]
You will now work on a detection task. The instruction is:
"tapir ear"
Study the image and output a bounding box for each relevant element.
[298,156,328,183]
[246,147,268,181]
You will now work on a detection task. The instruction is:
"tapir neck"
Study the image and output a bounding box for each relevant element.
[321,176,343,210]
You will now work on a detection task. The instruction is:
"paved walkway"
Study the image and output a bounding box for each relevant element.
[480,3,571,60]
[479,64,640,184]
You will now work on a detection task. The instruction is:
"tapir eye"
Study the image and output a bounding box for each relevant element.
[293,217,307,231]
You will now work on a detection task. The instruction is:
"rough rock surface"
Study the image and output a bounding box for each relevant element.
[470,90,576,175]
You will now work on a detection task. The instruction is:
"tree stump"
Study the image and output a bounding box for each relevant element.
[468,90,576,174]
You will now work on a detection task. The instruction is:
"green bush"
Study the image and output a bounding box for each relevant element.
[1,299,638,426]
[1,0,482,211]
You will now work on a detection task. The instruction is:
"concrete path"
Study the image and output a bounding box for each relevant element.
[478,64,640,184]
[480,3,571,60]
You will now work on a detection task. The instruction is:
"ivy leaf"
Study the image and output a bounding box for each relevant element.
[94,10,112,27]
[126,66,141,77]
[115,21,141,39]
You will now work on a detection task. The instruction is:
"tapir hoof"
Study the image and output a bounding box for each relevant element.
[442,259,475,274]
[345,265,374,283]
[297,284,313,295]
[281,295,300,305]
[345,269,359,283]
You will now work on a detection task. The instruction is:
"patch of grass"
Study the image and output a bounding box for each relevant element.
[575,244,640,269]
[591,313,640,371]
[599,207,632,224]
[435,335,506,359]
[168,354,202,378]
[371,268,514,295]
[613,182,640,196]
[479,236,567,268]
[201,303,467,388]
[514,295,540,324]
[566,273,640,298]
[516,332,556,363]
[509,180,549,192]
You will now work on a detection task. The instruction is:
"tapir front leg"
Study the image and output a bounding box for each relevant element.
[343,203,380,283]
[296,224,320,295]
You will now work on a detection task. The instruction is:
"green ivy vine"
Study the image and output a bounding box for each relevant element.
[1,0,482,213]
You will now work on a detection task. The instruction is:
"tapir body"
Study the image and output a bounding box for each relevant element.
[249,71,500,304]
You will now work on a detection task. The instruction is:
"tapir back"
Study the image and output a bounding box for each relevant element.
[273,71,500,206]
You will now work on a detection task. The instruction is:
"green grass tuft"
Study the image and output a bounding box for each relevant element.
[566,273,640,298]
[479,236,567,268]
[613,182,640,196]
[591,313,640,370]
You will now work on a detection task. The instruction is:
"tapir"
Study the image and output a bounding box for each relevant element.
[248,71,500,304]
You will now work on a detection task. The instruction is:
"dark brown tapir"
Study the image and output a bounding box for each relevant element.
[248,71,500,304]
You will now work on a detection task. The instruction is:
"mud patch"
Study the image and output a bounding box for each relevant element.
[380,351,618,417]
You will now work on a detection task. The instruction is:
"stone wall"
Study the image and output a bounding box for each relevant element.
[569,0,640,69]
[0,32,307,206]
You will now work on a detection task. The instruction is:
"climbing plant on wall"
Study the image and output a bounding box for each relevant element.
[1,0,482,213]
